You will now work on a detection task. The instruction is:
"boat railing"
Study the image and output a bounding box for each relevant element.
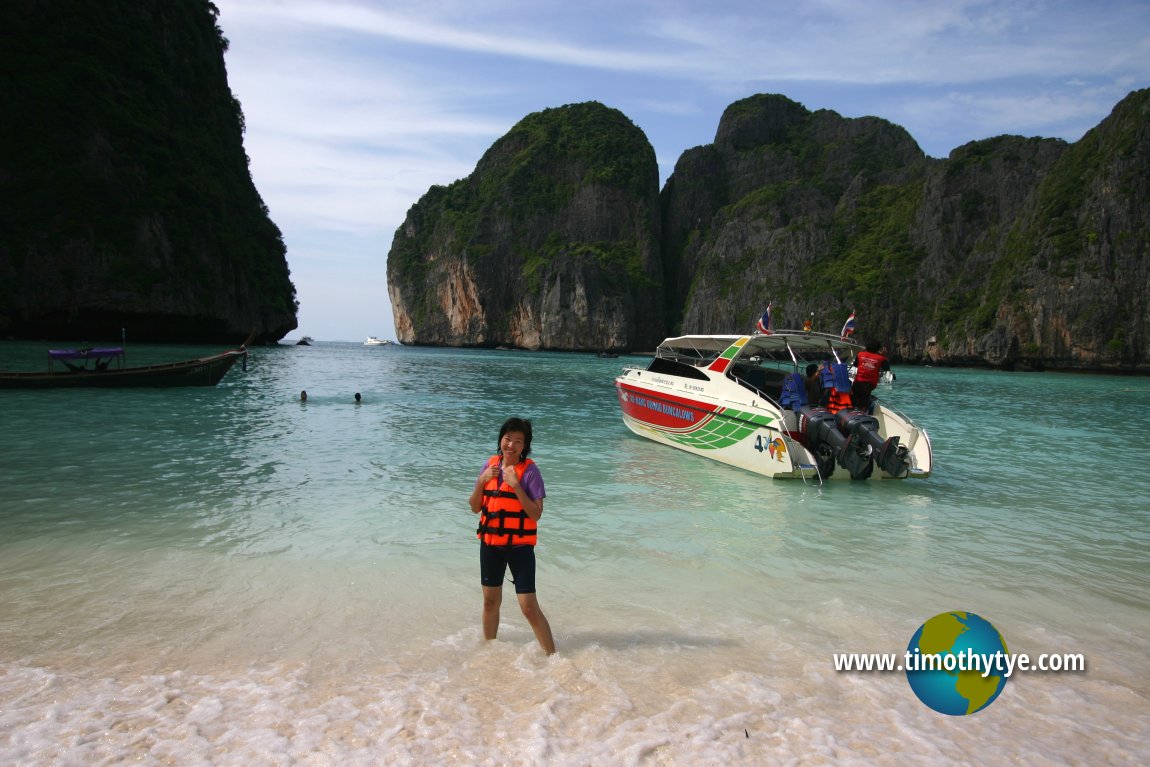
[655,349,719,367]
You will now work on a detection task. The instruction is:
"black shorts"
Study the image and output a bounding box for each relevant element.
[480,543,537,594]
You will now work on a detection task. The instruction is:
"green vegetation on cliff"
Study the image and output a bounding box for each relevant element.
[817,182,926,306]
[485,103,655,200]
[388,102,664,349]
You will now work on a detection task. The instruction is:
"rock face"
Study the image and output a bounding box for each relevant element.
[390,90,1150,370]
[666,91,1149,370]
[0,0,297,344]
[663,94,929,341]
[388,102,664,351]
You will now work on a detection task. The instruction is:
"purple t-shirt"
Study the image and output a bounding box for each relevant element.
[477,460,546,501]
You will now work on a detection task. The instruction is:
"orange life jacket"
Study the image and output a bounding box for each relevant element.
[477,457,538,546]
[827,389,853,414]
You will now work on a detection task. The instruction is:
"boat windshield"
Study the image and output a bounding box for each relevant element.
[653,338,728,366]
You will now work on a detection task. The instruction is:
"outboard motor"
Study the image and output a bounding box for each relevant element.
[835,409,911,478]
[800,404,878,476]
[798,407,851,479]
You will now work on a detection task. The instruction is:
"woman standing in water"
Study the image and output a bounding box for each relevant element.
[468,417,556,655]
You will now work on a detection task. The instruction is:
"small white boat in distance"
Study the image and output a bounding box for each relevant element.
[364,337,391,346]
[614,332,932,481]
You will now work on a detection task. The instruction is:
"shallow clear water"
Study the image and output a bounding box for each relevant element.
[1,341,1148,765]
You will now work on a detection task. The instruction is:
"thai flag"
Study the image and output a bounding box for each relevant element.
[756,304,772,335]
[840,311,857,339]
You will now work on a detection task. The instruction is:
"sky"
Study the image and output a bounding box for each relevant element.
[212,0,1150,343]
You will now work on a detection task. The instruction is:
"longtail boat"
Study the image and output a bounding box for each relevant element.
[0,346,248,389]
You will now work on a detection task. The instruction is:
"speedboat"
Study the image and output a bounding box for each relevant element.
[614,332,932,481]
[364,337,391,346]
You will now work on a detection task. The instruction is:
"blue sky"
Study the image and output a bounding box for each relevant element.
[213,0,1150,343]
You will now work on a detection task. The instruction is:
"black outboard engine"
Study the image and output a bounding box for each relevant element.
[798,406,872,479]
[799,406,912,480]
[797,407,845,478]
[835,409,911,479]
[825,409,877,480]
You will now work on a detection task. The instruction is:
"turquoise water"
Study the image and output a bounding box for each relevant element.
[1,341,1148,765]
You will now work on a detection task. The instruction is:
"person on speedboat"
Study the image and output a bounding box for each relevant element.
[805,363,822,406]
[852,340,891,411]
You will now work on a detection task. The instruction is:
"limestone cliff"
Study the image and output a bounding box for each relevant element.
[387,102,663,351]
[663,94,928,339]
[0,0,297,344]
[663,91,1149,370]
[389,90,1148,370]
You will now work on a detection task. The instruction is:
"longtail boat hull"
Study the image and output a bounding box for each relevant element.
[0,349,247,389]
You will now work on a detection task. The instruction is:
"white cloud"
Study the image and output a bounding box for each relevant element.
[222,0,691,73]
[212,0,1150,341]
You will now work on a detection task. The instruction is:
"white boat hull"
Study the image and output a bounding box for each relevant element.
[616,379,817,479]
[613,333,932,481]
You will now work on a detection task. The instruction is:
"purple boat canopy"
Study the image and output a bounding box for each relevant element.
[46,347,126,373]
[48,347,125,360]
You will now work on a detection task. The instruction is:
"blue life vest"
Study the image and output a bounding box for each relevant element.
[780,372,807,410]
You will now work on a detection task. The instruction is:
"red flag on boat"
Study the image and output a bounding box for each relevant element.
[840,311,857,339]
[756,304,773,335]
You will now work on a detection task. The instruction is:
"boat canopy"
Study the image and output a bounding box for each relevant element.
[656,332,860,365]
[48,347,125,360]
[46,346,126,373]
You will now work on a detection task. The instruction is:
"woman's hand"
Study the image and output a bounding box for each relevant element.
[479,464,498,485]
[501,463,520,490]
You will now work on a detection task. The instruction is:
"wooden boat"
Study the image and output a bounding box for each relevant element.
[614,332,931,481]
[0,346,248,389]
